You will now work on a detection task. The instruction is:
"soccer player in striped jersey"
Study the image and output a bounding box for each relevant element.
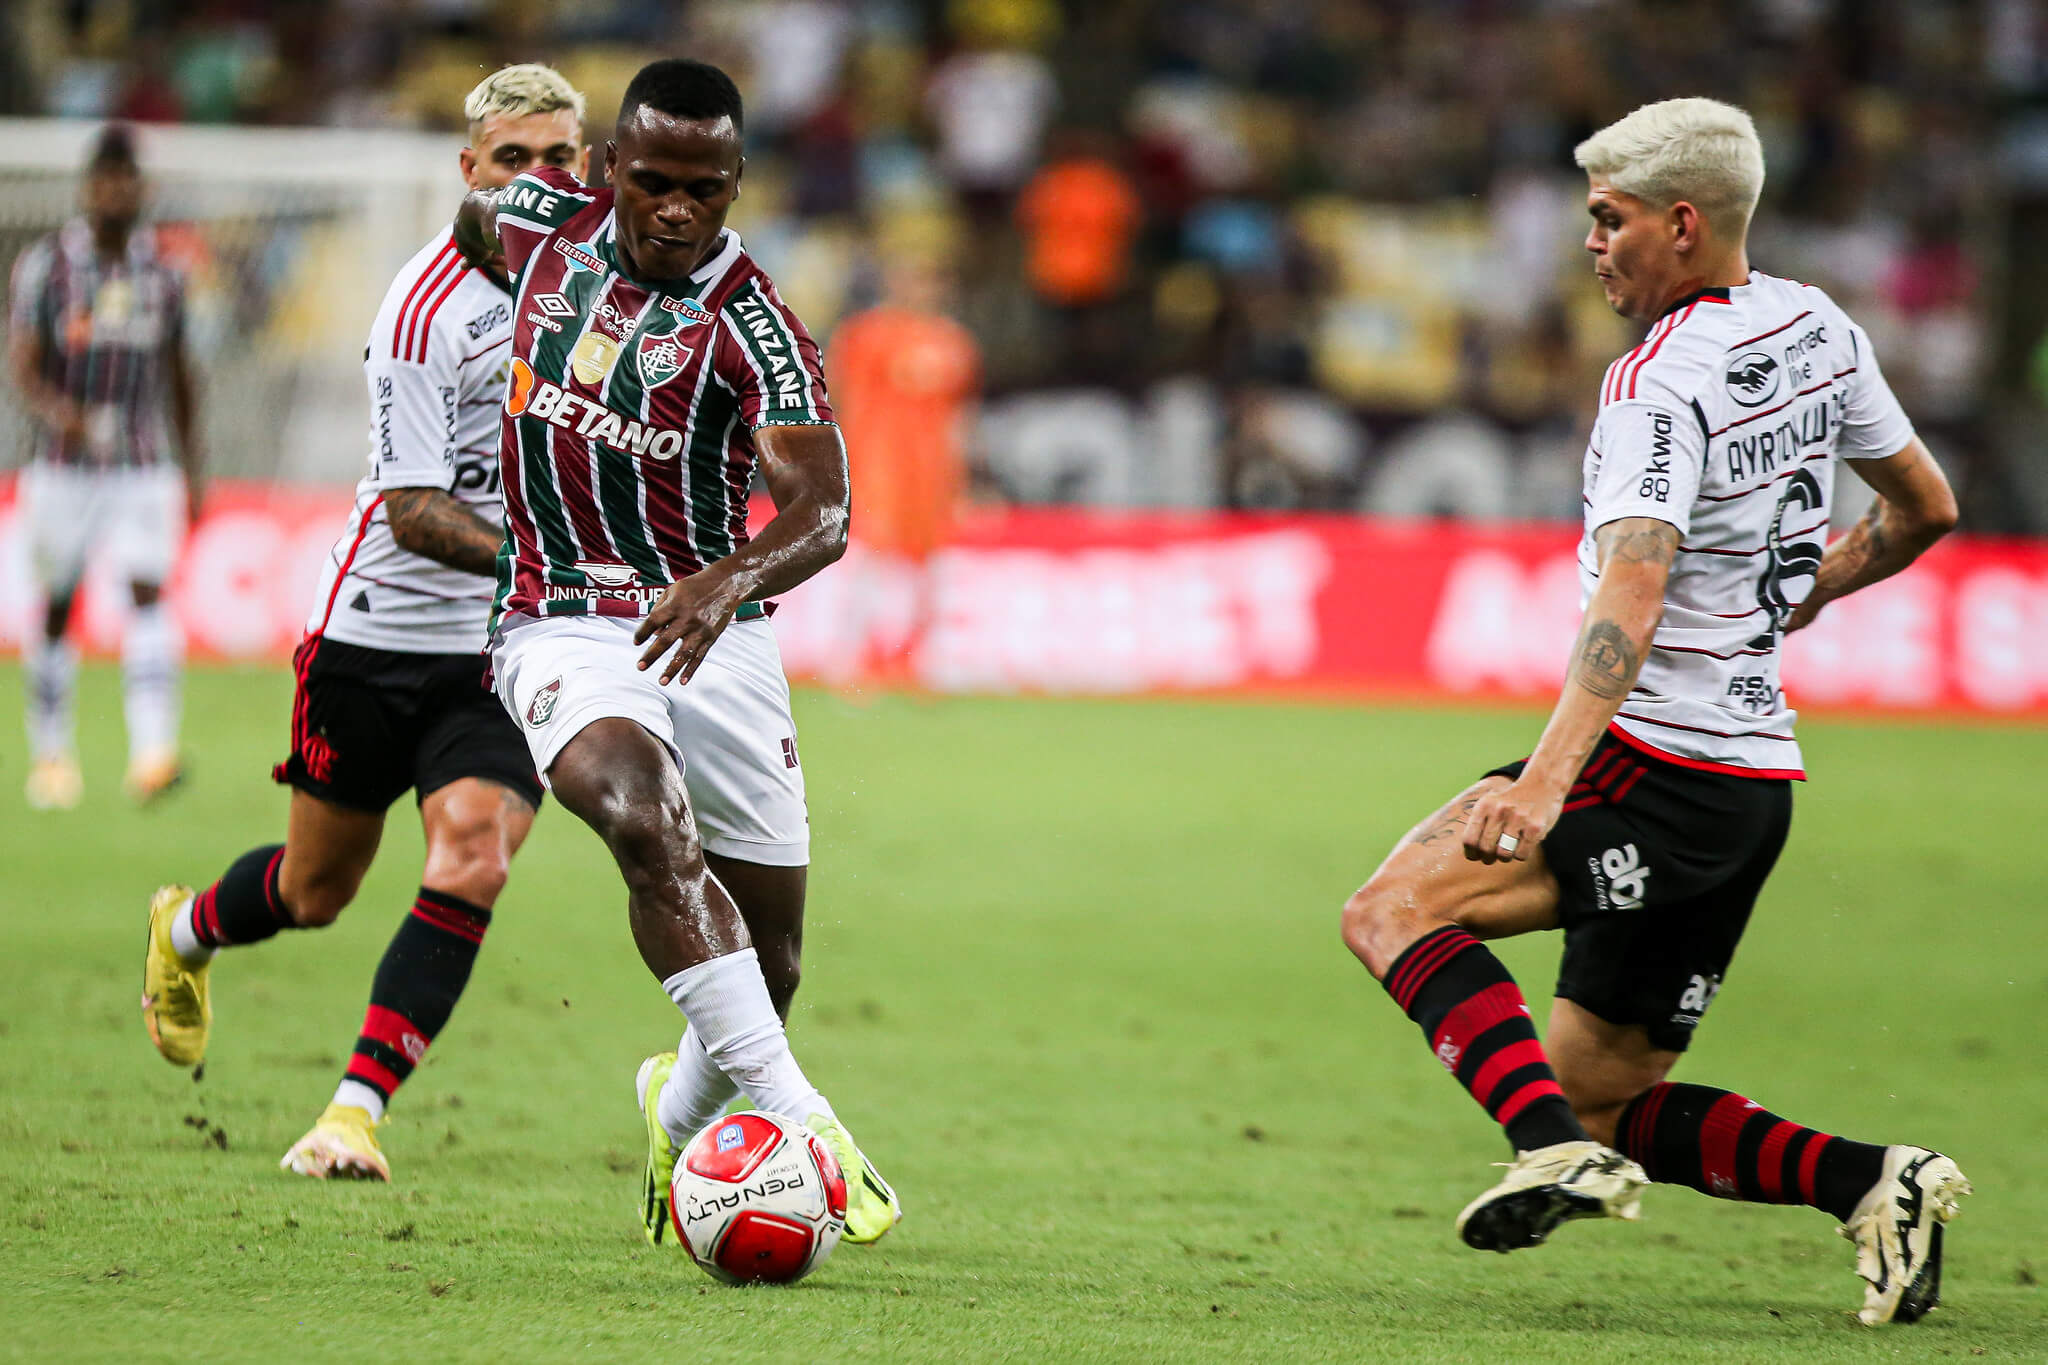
[1338,99,1968,1325]
[140,66,587,1180]
[451,58,900,1246]
[8,124,203,808]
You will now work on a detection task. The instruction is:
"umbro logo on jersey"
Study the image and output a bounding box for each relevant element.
[637,332,693,388]
[534,293,575,317]
[1725,351,1781,408]
[554,237,606,273]
[660,296,716,326]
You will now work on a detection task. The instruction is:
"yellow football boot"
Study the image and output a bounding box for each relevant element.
[636,1053,681,1246]
[281,1103,391,1181]
[806,1113,902,1245]
[140,884,210,1067]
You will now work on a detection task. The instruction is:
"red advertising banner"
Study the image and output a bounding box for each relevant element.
[5,478,2047,716]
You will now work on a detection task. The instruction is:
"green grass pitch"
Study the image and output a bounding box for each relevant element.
[2,664,2045,1362]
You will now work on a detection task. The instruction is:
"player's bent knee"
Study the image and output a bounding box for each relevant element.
[607,802,701,883]
[423,813,516,907]
[422,847,510,908]
[287,882,354,928]
[1340,878,1429,979]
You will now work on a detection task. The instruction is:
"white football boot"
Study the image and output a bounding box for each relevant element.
[1456,1140,1647,1252]
[1840,1145,1971,1325]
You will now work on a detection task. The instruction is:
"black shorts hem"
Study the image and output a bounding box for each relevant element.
[277,766,402,815]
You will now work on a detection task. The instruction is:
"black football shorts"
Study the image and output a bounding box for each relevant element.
[273,635,543,813]
[1485,731,1792,1052]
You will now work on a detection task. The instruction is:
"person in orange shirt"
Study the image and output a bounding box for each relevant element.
[830,259,981,679]
[1016,140,1141,308]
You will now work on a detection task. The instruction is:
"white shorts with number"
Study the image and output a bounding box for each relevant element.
[21,462,183,592]
[491,613,809,866]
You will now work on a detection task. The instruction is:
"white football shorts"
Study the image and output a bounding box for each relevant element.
[491,612,809,866]
[21,461,183,592]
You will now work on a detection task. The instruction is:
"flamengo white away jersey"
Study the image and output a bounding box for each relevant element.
[306,227,515,653]
[1582,270,1915,779]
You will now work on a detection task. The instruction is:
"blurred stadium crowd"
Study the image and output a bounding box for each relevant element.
[4,0,2045,531]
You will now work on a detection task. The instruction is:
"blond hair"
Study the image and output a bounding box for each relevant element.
[1574,97,1765,234]
[464,63,585,140]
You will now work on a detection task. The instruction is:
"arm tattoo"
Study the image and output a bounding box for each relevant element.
[1855,498,1890,563]
[1597,520,1680,567]
[384,488,502,577]
[1574,620,1638,700]
[1407,796,1480,847]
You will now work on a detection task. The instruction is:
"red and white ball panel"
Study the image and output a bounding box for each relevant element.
[671,1111,847,1285]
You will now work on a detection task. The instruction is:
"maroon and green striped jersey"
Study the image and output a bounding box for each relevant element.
[488,165,835,627]
[7,219,187,469]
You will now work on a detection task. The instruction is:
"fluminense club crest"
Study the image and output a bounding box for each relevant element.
[637,331,693,389]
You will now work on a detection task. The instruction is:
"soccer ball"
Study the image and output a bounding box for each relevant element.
[670,1111,847,1285]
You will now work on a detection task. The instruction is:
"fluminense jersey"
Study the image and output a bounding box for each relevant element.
[1582,270,1915,779]
[7,219,186,469]
[305,226,515,653]
[485,165,835,628]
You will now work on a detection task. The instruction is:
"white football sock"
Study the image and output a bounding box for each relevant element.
[333,1079,388,1123]
[122,601,183,759]
[660,948,830,1142]
[167,890,214,963]
[656,1024,742,1145]
[25,634,77,760]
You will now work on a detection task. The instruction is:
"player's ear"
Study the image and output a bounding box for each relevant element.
[1671,201,1702,254]
[732,157,745,200]
[576,143,591,183]
[603,140,618,186]
[459,146,479,190]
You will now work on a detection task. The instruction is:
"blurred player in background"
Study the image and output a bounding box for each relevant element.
[7,124,202,808]
[453,58,899,1246]
[140,66,587,1181]
[1338,99,1968,1325]
[830,254,979,679]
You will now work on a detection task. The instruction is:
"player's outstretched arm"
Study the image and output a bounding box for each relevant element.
[385,487,503,577]
[452,190,507,278]
[1463,517,1678,864]
[635,423,850,685]
[1785,438,1957,633]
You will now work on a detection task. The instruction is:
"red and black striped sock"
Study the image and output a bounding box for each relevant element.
[1615,1082,1886,1221]
[339,889,491,1113]
[189,844,292,947]
[1382,925,1585,1152]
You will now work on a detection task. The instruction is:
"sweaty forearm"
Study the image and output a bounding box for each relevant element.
[386,488,502,577]
[710,493,849,603]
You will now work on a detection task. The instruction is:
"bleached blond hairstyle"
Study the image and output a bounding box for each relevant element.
[464,64,585,141]
[1574,97,1765,235]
